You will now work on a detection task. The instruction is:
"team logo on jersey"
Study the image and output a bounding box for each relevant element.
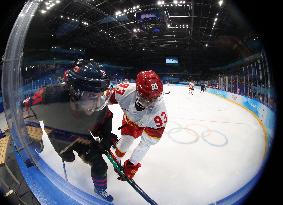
[151,83,159,91]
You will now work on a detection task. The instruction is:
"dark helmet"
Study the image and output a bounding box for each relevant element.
[65,59,110,93]
[64,60,112,111]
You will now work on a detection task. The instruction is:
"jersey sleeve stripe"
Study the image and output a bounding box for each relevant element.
[144,127,165,139]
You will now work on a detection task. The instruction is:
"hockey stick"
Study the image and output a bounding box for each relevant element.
[62,159,68,182]
[104,149,158,205]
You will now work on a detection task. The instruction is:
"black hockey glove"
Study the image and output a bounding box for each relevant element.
[100,133,118,151]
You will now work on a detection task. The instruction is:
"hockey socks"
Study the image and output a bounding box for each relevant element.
[92,175,113,202]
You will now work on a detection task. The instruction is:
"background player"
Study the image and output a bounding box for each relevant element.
[188,81,195,95]
[200,83,206,92]
[109,70,167,180]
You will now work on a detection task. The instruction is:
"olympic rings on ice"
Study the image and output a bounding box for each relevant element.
[168,128,200,144]
[201,129,228,147]
[167,124,228,147]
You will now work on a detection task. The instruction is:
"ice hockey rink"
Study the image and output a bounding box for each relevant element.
[11,84,266,205]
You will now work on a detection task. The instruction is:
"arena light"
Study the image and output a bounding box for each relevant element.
[173,0,178,4]
[41,0,61,14]
[114,6,141,17]
[218,0,223,7]
[157,1,165,6]
[60,15,89,26]
[168,24,189,29]
[115,11,122,16]
[133,28,140,33]
[205,43,208,47]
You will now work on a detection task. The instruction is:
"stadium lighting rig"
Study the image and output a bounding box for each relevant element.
[211,1,224,31]
[115,5,141,17]
[99,29,116,39]
[167,24,189,29]
[60,15,89,26]
[133,28,141,33]
[207,1,224,47]
[40,0,61,14]
[157,1,192,8]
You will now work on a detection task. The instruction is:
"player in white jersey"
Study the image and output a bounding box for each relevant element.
[109,70,167,179]
[188,81,194,95]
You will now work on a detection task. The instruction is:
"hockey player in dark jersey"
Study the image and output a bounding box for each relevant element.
[23,59,117,202]
[200,83,206,92]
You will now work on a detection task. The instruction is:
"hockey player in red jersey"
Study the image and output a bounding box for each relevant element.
[109,70,167,180]
[188,81,195,95]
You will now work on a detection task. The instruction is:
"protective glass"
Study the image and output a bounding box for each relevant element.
[79,89,112,112]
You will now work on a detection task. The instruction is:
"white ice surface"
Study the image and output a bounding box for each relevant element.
[2,85,266,205]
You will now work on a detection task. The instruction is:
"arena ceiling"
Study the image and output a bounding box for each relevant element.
[24,0,260,73]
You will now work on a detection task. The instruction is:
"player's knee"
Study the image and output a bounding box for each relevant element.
[116,134,135,152]
[141,134,159,146]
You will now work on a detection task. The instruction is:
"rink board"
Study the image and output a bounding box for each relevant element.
[206,88,276,148]
[205,87,275,205]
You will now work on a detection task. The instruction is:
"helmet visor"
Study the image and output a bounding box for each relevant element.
[79,89,112,112]
[136,92,161,108]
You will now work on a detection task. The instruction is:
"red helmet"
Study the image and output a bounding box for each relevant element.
[136,70,163,100]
